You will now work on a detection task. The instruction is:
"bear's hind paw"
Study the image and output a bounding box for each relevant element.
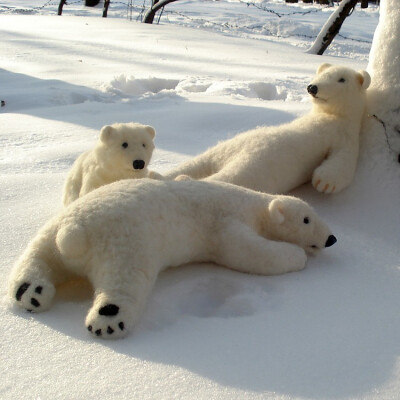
[13,280,55,312]
[85,303,129,340]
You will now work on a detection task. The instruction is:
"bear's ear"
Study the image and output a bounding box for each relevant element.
[268,199,285,224]
[317,63,332,75]
[100,125,114,144]
[356,70,371,89]
[144,125,156,139]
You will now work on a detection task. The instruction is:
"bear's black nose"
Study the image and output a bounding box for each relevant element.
[133,160,145,170]
[325,235,337,248]
[307,84,318,96]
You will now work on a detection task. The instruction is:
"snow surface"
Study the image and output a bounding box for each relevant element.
[1,2,400,400]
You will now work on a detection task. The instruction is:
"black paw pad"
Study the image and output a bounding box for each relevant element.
[118,322,124,331]
[30,298,40,308]
[16,283,30,301]
[99,304,119,316]
[107,326,114,334]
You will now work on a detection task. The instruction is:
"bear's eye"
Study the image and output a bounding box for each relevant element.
[142,143,146,148]
[338,78,346,83]
[122,142,128,149]
[304,217,310,224]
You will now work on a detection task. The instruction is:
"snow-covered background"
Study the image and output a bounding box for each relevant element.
[1,1,399,399]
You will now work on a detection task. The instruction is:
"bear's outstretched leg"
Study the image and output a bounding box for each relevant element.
[9,231,59,313]
[204,160,276,193]
[163,152,216,181]
[85,261,159,339]
[216,220,307,275]
[204,162,244,185]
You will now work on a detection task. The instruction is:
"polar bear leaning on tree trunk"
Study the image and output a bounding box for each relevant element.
[9,179,336,339]
[164,64,371,194]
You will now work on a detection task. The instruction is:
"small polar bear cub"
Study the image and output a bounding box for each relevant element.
[164,64,371,195]
[9,179,336,340]
[62,122,160,206]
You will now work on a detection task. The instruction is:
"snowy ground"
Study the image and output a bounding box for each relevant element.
[2,2,400,400]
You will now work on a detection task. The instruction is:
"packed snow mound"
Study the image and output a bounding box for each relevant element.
[107,76,180,96]
[107,75,287,101]
[200,80,285,100]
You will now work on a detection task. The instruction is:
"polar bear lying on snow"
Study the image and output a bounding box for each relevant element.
[63,122,161,206]
[9,179,336,339]
[164,64,371,194]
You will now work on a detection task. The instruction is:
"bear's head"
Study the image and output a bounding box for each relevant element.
[267,195,336,255]
[97,122,156,176]
[307,64,371,117]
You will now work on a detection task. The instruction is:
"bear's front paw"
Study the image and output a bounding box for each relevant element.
[148,171,164,180]
[279,245,307,274]
[85,303,129,340]
[312,168,339,194]
[175,174,193,182]
[12,280,55,312]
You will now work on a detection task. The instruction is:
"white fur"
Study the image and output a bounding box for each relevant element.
[62,122,161,206]
[9,179,335,339]
[164,64,371,194]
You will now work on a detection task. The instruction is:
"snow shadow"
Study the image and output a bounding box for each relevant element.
[0,68,111,114]
[117,243,400,400]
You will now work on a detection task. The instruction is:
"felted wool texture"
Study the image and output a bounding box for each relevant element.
[9,179,334,339]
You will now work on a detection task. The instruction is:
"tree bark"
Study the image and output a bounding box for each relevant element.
[103,0,110,17]
[144,0,179,24]
[307,0,358,55]
[366,0,400,162]
[58,0,66,15]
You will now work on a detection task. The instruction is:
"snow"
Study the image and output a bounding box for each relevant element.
[1,1,399,400]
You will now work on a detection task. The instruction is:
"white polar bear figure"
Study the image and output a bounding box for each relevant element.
[164,64,371,194]
[9,179,336,339]
[62,122,161,206]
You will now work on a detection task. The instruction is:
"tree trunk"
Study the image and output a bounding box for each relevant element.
[307,0,358,55]
[58,0,66,15]
[361,0,368,8]
[144,0,159,23]
[103,0,110,17]
[366,0,400,162]
[144,0,178,24]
